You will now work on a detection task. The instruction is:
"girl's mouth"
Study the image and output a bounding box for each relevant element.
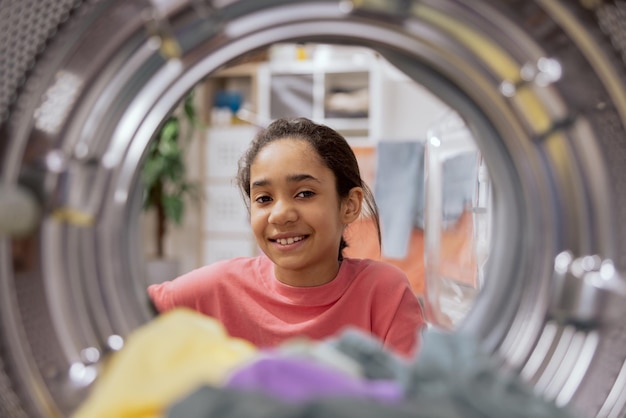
[273,235,306,245]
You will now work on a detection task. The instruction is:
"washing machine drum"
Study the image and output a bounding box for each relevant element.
[2,0,626,416]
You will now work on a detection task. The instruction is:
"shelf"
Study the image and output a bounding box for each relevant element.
[321,117,369,131]
[211,62,259,78]
[205,63,260,125]
[267,60,372,74]
[257,47,375,139]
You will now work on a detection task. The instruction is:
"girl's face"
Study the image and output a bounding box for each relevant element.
[249,138,362,287]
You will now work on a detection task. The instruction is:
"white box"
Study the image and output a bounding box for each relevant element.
[205,125,258,179]
[203,184,249,233]
[202,236,258,265]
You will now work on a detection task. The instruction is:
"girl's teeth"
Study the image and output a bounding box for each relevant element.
[277,236,303,245]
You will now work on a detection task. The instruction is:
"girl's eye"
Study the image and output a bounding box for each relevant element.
[296,190,314,198]
[254,195,272,204]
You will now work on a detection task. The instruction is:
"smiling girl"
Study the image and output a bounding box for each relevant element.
[148,117,425,358]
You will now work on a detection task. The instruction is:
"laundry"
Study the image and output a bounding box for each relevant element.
[166,385,422,418]
[165,327,576,418]
[325,87,370,118]
[224,353,404,404]
[72,308,257,418]
[326,327,414,384]
[374,141,478,259]
[402,329,575,418]
[374,141,425,259]
[440,152,478,228]
[71,308,576,418]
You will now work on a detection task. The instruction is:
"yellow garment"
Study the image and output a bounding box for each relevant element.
[73,308,258,418]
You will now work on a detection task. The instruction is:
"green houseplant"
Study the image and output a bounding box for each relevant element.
[141,93,201,260]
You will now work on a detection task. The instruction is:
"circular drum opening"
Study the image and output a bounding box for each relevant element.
[1,1,626,417]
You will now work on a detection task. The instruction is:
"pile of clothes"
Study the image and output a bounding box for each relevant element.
[73,308,576,418]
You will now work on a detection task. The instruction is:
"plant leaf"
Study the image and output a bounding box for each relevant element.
[183,93,197,126]
[162,194,184,225]
[159,117,179,143]
[140,90,202,258]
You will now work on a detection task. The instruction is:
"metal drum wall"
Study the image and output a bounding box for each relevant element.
[1,0,626,417]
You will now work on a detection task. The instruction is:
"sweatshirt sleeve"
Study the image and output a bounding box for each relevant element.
[147,264,218,313]
[147,281,176,313]
[383,286,426,358]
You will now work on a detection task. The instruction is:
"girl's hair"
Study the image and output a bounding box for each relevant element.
[236,117,381,261]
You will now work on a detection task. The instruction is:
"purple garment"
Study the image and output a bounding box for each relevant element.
[225,355,404,404]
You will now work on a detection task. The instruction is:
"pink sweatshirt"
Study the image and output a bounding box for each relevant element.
[148,255,425,357]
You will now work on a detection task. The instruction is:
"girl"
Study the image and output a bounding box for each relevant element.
[148,117,425,357]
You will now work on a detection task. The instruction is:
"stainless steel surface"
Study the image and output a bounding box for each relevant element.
[1,0,625,416]
[550,252,626,327]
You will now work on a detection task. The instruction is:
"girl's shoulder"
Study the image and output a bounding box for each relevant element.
[344,256,404,272]
[205,255,263,270]
[340,258,413,302]
[343,257,408,282]
[178,255,267,283]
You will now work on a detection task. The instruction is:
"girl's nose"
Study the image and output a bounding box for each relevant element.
[268,199,297,225]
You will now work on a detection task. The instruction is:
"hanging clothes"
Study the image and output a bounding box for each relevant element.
[374,141,425,259]
[374,141,478,259]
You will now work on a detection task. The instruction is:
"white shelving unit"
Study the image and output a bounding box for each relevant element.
[197,59,264,266]
[201,124,259,265]
[257,44,380,144]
